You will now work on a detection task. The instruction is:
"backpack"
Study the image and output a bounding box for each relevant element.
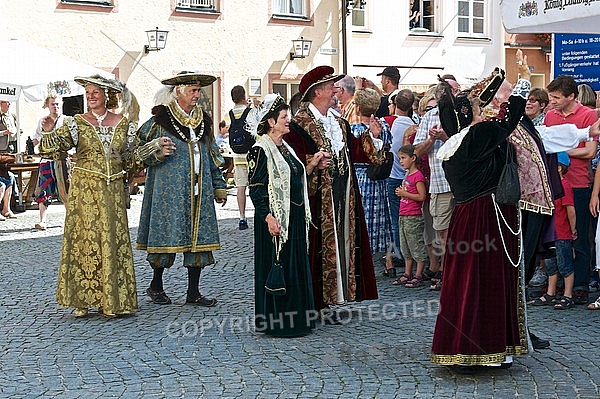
[229,107,254,154]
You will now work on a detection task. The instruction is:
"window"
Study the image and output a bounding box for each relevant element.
[60,0,112,5]
[458,0,484,35]
[272,82,300,104]
[410,1,435,33]
[351,1,367,29]
[249,79,262,97]
[199,85,214,119]
[177,0,216,11]
[272,0,307,18]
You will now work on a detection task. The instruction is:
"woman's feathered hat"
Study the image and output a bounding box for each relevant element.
[471,67,505,108]
[437,68,505,137]
[75,74,139,123]
[244,93,286,136]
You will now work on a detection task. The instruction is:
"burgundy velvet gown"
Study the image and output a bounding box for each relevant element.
[430,95,529,366]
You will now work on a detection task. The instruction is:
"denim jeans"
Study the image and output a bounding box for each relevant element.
[386,177,404,261]
[544,239,574,277]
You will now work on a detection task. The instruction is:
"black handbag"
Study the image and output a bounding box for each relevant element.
[265,236,286,296]
[366,145,394,181]
[495,141,520,205]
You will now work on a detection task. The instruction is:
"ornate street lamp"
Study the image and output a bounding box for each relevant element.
[145,27,169,54]
[290,37,312,60]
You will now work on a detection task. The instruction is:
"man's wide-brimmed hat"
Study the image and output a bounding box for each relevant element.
[299,65,343,101]
[74,75,123,92]
[161,71,217,87]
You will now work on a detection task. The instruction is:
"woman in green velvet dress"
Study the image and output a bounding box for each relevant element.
[247,94,330,337]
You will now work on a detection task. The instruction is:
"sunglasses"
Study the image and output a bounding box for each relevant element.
[425,105,435,112]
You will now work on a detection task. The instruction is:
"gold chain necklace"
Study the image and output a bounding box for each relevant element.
[167,111,203,144]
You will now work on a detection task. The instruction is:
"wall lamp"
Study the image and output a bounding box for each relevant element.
[144,27,169,54]
[290,37,312,60]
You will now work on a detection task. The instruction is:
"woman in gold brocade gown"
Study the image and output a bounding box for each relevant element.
[40,75,174,318]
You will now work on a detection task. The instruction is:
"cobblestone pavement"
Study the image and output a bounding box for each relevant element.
[1,191,599,398]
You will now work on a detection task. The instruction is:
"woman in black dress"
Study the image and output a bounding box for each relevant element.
[247,94,329,337]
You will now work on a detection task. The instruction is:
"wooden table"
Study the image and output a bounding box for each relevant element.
[4,158,40,210]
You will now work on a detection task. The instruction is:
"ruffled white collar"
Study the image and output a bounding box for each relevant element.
[308,103,345,156]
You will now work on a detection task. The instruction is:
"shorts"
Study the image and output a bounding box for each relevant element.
[399,215,427,262]
[544,239,574,277]
[429,192,454,231]
[234,163,249,187]
[0,175,14,187]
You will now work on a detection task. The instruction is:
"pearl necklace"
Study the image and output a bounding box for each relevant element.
[91,109,108,126]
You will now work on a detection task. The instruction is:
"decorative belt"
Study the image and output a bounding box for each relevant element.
[73,166,125,185]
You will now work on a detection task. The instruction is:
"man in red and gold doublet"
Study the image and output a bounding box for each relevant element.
[285,66,379,312]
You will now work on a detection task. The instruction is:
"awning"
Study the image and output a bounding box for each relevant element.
[501,0,600,33]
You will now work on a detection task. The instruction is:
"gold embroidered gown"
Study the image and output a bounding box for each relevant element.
[40,115,143,315]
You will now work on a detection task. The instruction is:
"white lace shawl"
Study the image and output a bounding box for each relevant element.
[254,134,311,247]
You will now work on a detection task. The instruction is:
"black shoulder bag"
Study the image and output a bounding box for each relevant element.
[495,141,520,205]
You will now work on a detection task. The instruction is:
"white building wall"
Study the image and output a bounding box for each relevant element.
[2,0,506,147]
[1,0,341,140]
[345,1,505,90]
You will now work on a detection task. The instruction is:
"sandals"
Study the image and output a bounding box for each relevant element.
[554,296,574,310]
[73,308,88,318]
[0,214,5,221]
[146,287,172,305]
[186,294,217,307]
[430,280,442,291]
[383,267,397,278]
[588,297,600,310]
[423,269,442,281]
[2,211,17,219]
[392,273,413,285]
[98,307,117,318]
[528,293,556,306]
[405,276,423,288]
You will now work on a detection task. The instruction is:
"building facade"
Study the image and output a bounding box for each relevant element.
[4,0,515,141]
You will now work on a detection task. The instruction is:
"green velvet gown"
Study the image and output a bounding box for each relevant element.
[248,145,316,337]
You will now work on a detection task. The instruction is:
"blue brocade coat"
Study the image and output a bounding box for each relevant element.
[136,105,227,253]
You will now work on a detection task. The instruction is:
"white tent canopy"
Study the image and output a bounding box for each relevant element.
[501,0,600,33]
[0,39,113,102]
[0,39,113,152]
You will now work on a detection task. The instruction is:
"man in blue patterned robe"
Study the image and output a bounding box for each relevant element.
[136,72,228,307]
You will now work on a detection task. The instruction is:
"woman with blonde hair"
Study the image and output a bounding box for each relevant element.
[351,88,393,258]
[40,75,172,318]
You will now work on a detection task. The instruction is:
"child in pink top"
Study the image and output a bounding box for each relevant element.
[392,144,427,288]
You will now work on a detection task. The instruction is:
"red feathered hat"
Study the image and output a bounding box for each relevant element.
[299,65,343,101]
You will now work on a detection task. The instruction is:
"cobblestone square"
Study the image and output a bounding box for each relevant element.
[0,192,598,398]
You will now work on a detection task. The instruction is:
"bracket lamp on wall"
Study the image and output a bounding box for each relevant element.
[145,27,169,54]
[290,37,312,60]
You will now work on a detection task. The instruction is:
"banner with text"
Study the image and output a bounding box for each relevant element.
[554,34,600,90]
[0,84,21,101]
[501,0,600,33]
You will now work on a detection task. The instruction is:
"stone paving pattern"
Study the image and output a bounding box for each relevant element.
[0,191,599,398]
